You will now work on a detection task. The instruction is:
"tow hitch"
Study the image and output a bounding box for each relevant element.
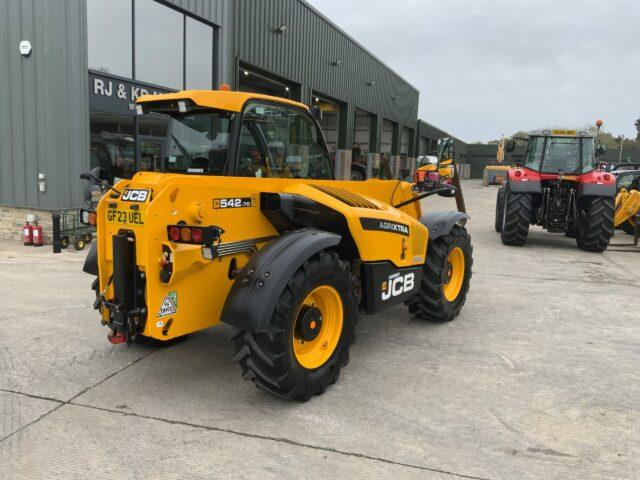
[102,232,148,345]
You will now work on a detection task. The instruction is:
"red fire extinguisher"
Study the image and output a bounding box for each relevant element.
[32,222,43,247]
[22,222,33,246]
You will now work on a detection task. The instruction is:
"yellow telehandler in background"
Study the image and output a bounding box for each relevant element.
[614,170,640,237]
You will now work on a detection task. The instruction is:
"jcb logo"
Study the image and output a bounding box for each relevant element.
[121,189,150,202]
[381,272,415,301]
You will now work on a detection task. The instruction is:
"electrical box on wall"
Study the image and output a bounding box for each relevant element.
[19,40,32,56]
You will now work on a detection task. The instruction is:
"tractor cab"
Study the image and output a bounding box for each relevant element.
[519,130,597,178]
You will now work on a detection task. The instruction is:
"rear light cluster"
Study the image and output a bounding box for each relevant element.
[169,225,202,244]
[166,225,223,245]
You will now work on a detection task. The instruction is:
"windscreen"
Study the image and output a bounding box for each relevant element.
[164,111,233,175]
[524,136,595,174]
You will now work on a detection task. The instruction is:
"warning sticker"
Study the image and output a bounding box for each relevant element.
[157,291,177,318]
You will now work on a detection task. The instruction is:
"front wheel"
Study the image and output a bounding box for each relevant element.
[232,251,358,401]
[405,225,473,322]
[576,196,614,252]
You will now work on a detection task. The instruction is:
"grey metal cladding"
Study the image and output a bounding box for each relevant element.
[0,0,89,210]
[233,0,419,127]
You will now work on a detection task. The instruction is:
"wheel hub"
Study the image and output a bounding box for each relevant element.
[444,262,453,284]
[295,305,323,342]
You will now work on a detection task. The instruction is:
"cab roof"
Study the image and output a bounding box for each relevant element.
[136,90,309,112]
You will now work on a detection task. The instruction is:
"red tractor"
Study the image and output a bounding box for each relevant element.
[495,128,615,252]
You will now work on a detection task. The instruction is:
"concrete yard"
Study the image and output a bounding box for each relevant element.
[1,179,638,480]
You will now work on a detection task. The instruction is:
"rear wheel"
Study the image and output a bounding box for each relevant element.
[232,251,357,401]
[495,187,505,232]
[406,225,472,322]
[501,188,532,246]
[576,196,614,252]
[60,235,70,249]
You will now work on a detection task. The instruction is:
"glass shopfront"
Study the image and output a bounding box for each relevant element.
[87,0,217,181]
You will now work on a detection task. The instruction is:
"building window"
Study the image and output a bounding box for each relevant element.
[90,113,135,182]
[87,0,133,77]
[186,16,214,89]
[239,68,292,99]
[135,0,184,89]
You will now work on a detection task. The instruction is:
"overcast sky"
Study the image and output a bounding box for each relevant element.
[307,0,640,142]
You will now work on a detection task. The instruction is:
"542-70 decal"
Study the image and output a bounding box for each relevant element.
[213,196,255,209]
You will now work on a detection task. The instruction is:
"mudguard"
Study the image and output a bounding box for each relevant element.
[83,242,99,276]
[507,169,542,193]
[221,228,341,333]
[420,211,469,240]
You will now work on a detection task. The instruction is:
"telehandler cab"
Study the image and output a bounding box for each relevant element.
[82,89,473,400]
[495,128,615,251]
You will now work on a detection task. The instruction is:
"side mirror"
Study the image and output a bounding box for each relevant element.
[506,139,516,152]
[309,105,322,120]
[596,143,607,156]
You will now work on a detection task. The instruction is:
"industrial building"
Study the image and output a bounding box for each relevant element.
[1,0,459,241]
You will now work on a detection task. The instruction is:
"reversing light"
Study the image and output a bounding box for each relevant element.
[169,226,181,242]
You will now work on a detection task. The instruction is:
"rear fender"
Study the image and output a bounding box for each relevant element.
[220,229,341,333]
[578,171,616,197]
[83,242,99,276]
[507,168,542,193]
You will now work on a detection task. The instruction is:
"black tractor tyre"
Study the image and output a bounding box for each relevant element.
[405,225,473,322]
[621,219,636,235]
[565,224,577,238]
[576,196,615,252]
[500,189,533,246]
[232,251,358,401]
[495,187,505,233]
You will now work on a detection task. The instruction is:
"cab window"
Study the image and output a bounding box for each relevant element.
[236,102,333,179]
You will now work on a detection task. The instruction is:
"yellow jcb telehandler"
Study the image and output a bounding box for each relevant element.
[81,89,473,401]
[614,170,640,237]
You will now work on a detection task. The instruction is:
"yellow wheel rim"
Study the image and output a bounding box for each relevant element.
[443,247,465,302]
[293,285,343,369]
